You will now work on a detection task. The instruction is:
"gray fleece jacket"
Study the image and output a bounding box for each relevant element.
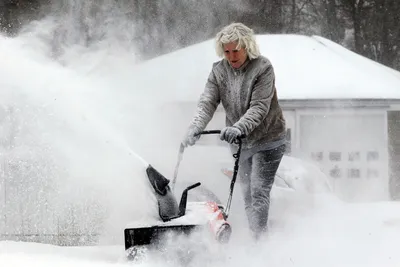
[190,55,286,150]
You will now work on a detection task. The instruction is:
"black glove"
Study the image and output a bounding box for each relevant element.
[220,126,242,144]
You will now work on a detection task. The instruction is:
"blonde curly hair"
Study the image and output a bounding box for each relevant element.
[215,22,261,60]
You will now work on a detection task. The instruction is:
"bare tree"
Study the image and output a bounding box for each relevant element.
[0,0,46,35]
[337,0,400,69]
[371,0,400,68]
[321,0,344,43]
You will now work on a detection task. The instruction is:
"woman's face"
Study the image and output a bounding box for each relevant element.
[223,41,248,69]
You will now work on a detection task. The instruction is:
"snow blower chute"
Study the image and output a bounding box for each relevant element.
[123,130,244,261]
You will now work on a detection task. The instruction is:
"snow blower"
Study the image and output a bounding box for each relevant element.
[123,130,244,262]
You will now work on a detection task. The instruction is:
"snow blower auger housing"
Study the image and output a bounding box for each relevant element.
[124,130,244,261]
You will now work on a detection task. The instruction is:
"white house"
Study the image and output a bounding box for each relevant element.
[131,34,400,203]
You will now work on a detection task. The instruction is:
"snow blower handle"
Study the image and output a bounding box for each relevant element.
[171,131,221,191]
[171,143,185,191]
[196,130,221,135]
[197,130,244,219]
[224,134,243,219]
[172,129,244,219]
[196,130,246,142]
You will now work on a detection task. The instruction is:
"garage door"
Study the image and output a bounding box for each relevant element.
[298,111,388,202]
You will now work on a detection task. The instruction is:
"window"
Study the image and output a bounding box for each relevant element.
[329,152,341,161]
[367,169,379,178]
[348,151,360,162]
[330,165,341,178]
[348,168,361,178]
[311,151,323,161]
[367,151,379,161]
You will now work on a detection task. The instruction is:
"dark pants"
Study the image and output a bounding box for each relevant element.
[238,144,286,240]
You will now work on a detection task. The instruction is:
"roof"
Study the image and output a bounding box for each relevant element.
[131,34,400,102]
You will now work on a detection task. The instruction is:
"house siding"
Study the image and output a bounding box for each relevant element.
[388,111,400,200]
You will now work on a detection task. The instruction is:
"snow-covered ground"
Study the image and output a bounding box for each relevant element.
[2,199,400,267]
[1,6,400,267]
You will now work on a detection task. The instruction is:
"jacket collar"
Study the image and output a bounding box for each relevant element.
[226,57,251,74]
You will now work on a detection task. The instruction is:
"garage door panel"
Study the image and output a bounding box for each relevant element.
[299,112,388,202]
[300,114,386,151]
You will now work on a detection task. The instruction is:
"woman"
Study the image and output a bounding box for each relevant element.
[182,22,287,241]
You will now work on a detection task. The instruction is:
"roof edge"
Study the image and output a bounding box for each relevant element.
[279,98,400,109]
